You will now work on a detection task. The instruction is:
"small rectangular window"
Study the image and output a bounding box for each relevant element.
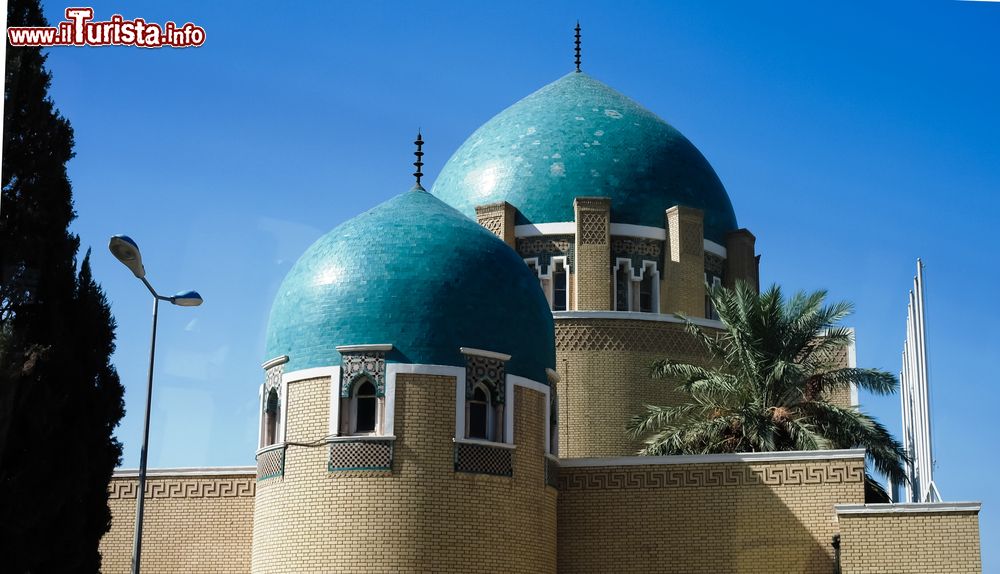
[615,264,630,311]
[553,262,567,311]
[639,273,653,313]
[356,397,377,433]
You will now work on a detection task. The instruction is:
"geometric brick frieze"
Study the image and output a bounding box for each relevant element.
[108,476,256,499]
[554,318,713,355]
[578,211,607,245]
[559,461,864,492]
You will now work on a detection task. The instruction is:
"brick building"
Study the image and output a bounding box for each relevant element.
[99,67,982,573]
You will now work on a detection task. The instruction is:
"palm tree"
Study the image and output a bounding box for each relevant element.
[627,281,906,502]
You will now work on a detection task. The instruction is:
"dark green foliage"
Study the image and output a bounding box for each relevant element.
[0,0,126,570]
[627,281,907,503]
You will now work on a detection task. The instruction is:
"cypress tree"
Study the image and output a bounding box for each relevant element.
[1,0,126,571]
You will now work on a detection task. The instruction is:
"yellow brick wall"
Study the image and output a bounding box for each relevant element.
[554,317,715,457]
[557,456,865,573]
[251,373,556,573]
[838,510,982,574]
[725,228,758,289]
[99,472,255,573]
[574,197,611,310]
[554,317,857,458]
[665,205,706,317]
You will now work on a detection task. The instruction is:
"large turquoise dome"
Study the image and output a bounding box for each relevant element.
[265,187,555,383]
[432,72,738,243]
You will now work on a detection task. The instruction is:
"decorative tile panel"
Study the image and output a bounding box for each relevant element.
[340,351,386,398]
[466,354,506,405]
[264,362,283,395]
[256,445,286,481]
[704,252,725,278]
[454,442,513,477]
[517,235,574,273]
[328,438,394,471]
[612,236,664,274]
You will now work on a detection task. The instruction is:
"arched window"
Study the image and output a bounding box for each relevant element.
[263,389,279,446]
[468,385,492,440]
[340,375,382,436]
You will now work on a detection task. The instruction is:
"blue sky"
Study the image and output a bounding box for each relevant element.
[41,0,997,566]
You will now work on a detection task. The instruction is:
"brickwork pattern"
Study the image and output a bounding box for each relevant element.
[574,197,611,310]
[99,473,255,573]
[558,458,865,573]
[251,374,556,573]
[475,201,517,248]
[839,510,982,573]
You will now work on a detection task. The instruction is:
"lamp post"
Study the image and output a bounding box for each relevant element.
[109,235,202,574]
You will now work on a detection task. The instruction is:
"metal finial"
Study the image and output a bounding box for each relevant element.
[574,21,581,72]
[413,130,424,188]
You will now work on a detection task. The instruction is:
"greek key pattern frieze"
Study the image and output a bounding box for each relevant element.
[558,462,863,491]
[108,477,256,499]
[579,212,607,245]
[555,319,708,355]
[466,354,506,405]
[340,351,386,397]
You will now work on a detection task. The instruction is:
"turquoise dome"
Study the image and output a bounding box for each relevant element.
[265,187,555,383]
[432,72,738,244]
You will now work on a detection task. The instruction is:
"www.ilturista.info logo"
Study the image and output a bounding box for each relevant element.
[7,8,205,48]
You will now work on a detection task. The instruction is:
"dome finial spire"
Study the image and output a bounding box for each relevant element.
[413,129,425,190]
[574,21,582,72]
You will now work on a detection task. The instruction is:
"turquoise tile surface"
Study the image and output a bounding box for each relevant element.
[432,72,738,243]
[265,187,555,384]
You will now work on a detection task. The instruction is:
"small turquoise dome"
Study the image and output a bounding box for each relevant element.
[265,187,555,383]
[432,72,738,243]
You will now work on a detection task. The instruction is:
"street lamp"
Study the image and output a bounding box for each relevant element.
[109,234,202,574]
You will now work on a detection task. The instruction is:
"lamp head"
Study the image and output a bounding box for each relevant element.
[170,290,203,307]
[108,235,145,279]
